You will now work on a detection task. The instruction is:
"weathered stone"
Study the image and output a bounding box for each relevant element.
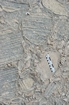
[0,67,18,100]
[42,0,67,16]
[26,101,39,105]
[23,78,34,90]
[0,32,23,67]
[0,0,69,104]
[45,82,60,99]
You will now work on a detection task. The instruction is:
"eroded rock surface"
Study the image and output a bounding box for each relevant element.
[0,0,69,105]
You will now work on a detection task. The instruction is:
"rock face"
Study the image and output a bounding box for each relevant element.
[0,32,23,67]
[0,0,69,105]
[0,67,18,101]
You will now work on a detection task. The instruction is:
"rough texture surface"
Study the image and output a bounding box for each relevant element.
[0,0,69,105]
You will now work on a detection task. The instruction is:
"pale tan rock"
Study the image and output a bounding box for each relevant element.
[26,101,39,105]
[26,102,33,105]
[23,78,34,90]
[18,79,26,91]
[3,7,19,12]
[44,79,50,87]
[24,90,34,98]
[25,60,30,69]
[17,60,24,71]
[57,40,65,50]
[36,51,59,81]
[17,78,34,94]
[0,29,12,35]
[10,104,18,105]
[0,18,5,24]
[60,57,66,65]
[42,0,67,16]
[55,69,61,77]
